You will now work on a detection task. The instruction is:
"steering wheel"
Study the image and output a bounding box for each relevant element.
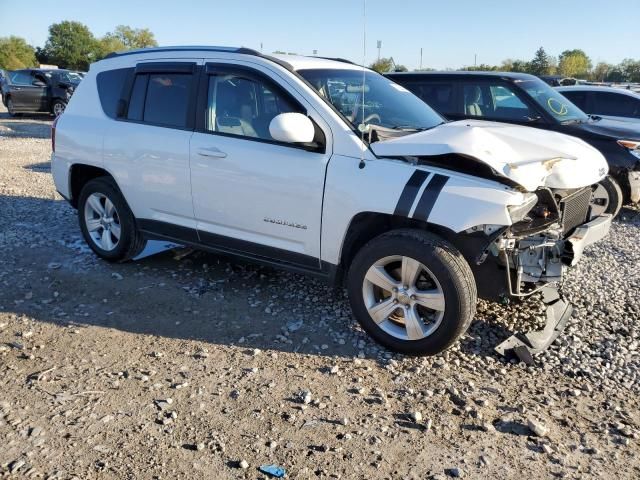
[363,113,381,125]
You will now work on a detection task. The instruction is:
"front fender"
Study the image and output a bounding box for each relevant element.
[321,155,524,265]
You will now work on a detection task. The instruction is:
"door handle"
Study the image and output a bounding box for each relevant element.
[196,147,227,158]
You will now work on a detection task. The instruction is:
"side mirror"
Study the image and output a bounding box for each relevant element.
[32,80,46,87]
[269,113,315,144]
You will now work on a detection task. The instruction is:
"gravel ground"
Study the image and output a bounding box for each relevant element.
[1,104,639,479]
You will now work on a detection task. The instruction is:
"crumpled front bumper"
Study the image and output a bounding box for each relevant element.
[629,170,640,204]
[564,214,613,266]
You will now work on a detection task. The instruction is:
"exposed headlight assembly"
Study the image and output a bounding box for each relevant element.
[617,140,640,160]
[507,193,538,223]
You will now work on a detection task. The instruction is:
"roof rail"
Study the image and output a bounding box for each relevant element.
[103,46,260,60]
[315,56,357,65]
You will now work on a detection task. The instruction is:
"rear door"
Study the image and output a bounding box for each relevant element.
[8,70,33,109]
[103,60,201,236]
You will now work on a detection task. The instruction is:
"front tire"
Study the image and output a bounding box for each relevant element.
[6,97,18,117]
[591,175,623,218]
[51,100,66,117]
[347,229,477,355]
[78,177,146,262]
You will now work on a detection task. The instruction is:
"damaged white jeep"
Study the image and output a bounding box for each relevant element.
[51,48,612,358]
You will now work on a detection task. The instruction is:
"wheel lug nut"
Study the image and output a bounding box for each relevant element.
[410,295,416,300]
[392,287,398,293]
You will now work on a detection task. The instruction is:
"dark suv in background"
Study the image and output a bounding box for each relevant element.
[2,68,83,117]
[387,71,640,215]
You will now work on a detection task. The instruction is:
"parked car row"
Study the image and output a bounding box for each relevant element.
[1,68,85,117]
[387,71,640,214]
[50,47,619,360]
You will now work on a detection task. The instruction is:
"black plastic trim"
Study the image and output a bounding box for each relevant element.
[135,62,196,74]
[104,46,259,60]
[137,219,329,278]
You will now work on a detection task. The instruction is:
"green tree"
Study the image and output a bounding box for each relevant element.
[510,59,531,73]
[41,21,98,70]
[0,36,37,69]
[620,58,640,82]
[369,57,394,73]
[94,36,127,61]
[558,49,592,78]
[102,25,157,50]
[461,63,499,71]
[591,62,612,82]
[529,47,551,75]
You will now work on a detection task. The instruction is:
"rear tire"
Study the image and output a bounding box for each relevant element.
[591,175,623,218]
[347,229,477,355]
[78,177,146,262]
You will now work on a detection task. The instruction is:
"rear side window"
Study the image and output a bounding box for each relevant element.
[561,91,587,110]
[126,72,194,128]
[10,71,32,85]
[407,83,454,115]
[97,68,132,119]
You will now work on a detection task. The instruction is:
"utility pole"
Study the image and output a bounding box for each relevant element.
[377,40,382,62]
[260,42,263,53]
[420,47,423,70]
[313,49,317,56]
[474,53,477,67]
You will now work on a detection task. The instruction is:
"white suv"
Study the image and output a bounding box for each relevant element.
[51,46,612,357]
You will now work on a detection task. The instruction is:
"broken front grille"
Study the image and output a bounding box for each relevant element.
[559,187,592,236]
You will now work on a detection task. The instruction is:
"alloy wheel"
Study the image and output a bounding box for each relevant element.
[362,255,445,341]
[84,192,121,251]
[53,102,65,116]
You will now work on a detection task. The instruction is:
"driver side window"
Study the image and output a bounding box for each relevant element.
[488,84,535,121]
[206,73,303,141]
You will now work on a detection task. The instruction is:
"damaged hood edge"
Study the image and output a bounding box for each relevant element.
[370,120,608,192]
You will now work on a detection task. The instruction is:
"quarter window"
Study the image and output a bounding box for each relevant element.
[97,68,132,119]
[127,72,194,128]
[205,73,303,140]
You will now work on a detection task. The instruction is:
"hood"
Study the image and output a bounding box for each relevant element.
[370,119,608,191]
[567,117,640,141]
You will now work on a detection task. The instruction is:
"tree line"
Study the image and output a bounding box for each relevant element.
[0,21,157,71]
[1,26,639,83]
[370,47,640,83]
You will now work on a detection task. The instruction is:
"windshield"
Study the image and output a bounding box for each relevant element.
[42,70,81,84]
[298,68,444,132]
[516,78,588,124]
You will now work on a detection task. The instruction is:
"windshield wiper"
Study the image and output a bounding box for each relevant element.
[560,118,584,125]
[392,122,444,132]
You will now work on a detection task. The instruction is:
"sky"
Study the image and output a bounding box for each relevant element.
[0,0,638,70]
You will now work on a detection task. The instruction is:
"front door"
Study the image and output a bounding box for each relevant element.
[189,63,332,270]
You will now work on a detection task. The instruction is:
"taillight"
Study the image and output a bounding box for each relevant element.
[51,116,59,152]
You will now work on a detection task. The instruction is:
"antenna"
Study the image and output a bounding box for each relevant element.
[359,0,367,169]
